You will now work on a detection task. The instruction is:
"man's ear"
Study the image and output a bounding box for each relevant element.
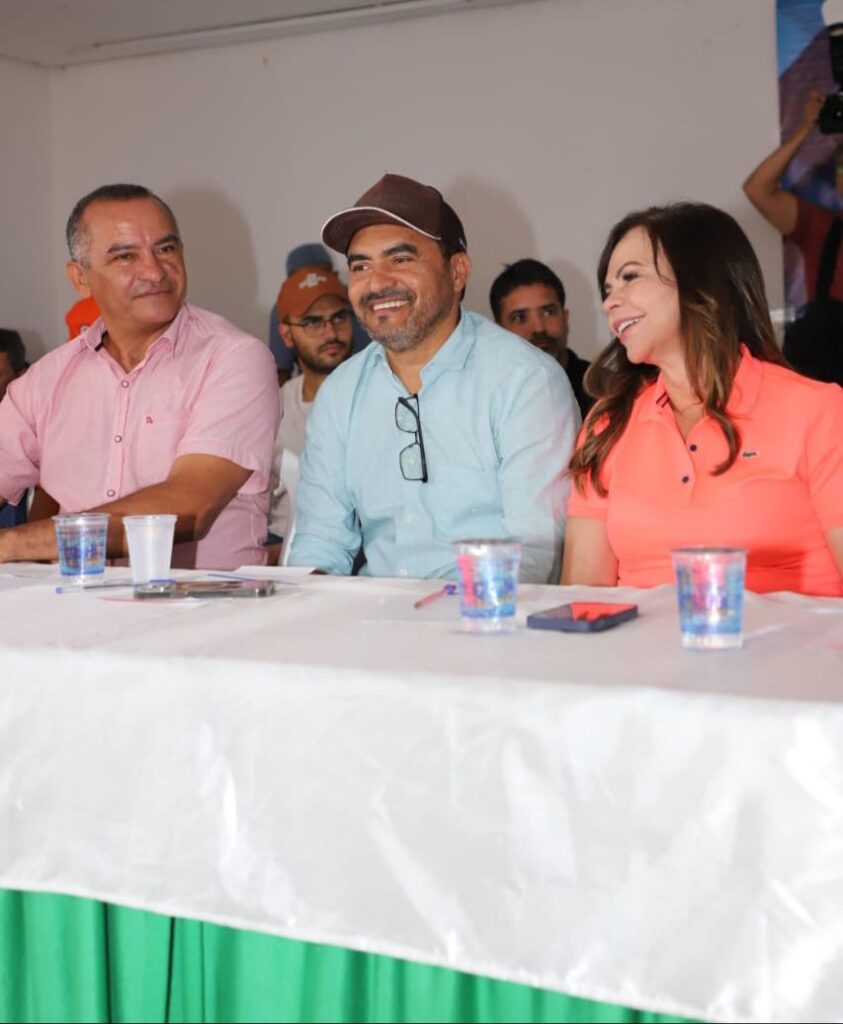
[278,322,295,351]
[451,251,472,294]
[66,260,91,298]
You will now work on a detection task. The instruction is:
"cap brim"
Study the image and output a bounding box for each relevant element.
[321,206,440,255]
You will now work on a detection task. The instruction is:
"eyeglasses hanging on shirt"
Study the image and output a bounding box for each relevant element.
[395,394,429,483]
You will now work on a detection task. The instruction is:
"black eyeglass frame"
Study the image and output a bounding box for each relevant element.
[395,394,429,484]
[286,309,353,335]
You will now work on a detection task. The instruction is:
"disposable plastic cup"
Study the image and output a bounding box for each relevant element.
[454,538,522,634]
[123,514,177,584]
[52,513,110,581]
[671,547,747,650]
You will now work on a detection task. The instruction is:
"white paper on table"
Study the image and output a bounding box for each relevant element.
[233,565,315,581]
[365,593,461,624]
[0,565,59,581]
[816,624,843,648]
[0,576,42,592]
[97,594,212,608]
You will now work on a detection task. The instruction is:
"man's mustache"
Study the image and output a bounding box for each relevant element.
[318,338,350,353]
[130,284,171,298]
[360,287,415,308]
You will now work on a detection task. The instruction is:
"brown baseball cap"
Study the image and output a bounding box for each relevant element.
[321,173,467,255]
[276,265,348,322]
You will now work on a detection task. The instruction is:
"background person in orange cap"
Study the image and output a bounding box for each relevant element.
[65,295,101,340]
[267,265,353,556]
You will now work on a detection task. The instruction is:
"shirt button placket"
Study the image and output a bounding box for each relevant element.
[680,439,698,497]
[107,377,131,501]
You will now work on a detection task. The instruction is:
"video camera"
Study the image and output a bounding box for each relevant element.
[820,22,843,133]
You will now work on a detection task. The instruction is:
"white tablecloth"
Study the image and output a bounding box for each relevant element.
[1,566,842,1023]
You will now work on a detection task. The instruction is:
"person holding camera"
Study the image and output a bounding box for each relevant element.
[744,89,843,383]
[744,90,843,299]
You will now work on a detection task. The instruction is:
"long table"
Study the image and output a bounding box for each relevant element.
[1,566,842,1023]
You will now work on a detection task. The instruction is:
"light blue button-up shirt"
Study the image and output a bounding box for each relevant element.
[288,309,579,582]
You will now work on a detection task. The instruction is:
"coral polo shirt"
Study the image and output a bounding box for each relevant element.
[568,348,843,595]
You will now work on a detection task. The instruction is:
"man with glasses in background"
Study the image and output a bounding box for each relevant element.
[267,265,353,557]
[287,173,579,582]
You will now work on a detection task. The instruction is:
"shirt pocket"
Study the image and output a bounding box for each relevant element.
[421,463,502,539]
[132,410,190,487]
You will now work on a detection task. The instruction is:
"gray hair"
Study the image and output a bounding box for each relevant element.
[66,184,180,265]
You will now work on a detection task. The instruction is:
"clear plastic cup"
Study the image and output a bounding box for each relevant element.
[671,547,747,650]
[52,513,110,581]
[454,538,522,633]
[122,515,177,584]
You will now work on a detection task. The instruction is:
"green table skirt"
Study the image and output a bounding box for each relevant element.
[0,890,698,1023]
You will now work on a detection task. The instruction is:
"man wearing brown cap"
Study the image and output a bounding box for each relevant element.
[268,265,353,551]
[287,173,579,582]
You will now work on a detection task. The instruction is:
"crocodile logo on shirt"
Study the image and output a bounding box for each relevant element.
[741,449,759,458]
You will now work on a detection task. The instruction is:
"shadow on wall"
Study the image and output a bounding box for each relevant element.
[17,329,45,363]
[448,176,601,356]
[554,259,603,360]
[166,186,263,341]
[449,177,535,317]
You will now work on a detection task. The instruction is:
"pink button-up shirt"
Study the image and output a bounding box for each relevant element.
[0,303,280,569]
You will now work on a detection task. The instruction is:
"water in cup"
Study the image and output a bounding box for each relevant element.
[454,538,522,633]
[52,513,110,581]
[671,547,747,650]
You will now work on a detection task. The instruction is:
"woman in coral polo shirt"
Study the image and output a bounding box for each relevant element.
[562,202,843,596]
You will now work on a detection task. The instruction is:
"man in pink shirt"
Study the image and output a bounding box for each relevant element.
[0,183,280,570]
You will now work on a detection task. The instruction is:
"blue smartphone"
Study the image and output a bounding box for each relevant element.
[526,601,638,633]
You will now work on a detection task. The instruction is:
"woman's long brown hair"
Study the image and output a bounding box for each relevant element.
[570,203,787,496]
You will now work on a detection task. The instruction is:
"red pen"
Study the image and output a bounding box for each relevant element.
[413,583,458,609]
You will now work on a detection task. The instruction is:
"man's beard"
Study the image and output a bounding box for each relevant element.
[530,331,563,356]
[296,339,350,375]
[356,286,452,353]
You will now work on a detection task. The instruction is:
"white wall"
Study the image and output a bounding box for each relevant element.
[44,0,781,354]
[0,58,54,359]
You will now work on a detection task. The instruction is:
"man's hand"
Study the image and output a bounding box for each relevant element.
[800,89,825,135]
[742,87,828,236]
[0,454,252,563]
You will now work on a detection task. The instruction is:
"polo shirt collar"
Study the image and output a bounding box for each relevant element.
[725,344,763,415]
[80,303,189,356]
[80,318,106,353]
[639,344,762,422]
[423,309,474,373]
[367,306,475,379]
[147,302,190,354]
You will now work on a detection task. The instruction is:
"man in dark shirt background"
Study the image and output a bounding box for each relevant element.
[490,258,593,417]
